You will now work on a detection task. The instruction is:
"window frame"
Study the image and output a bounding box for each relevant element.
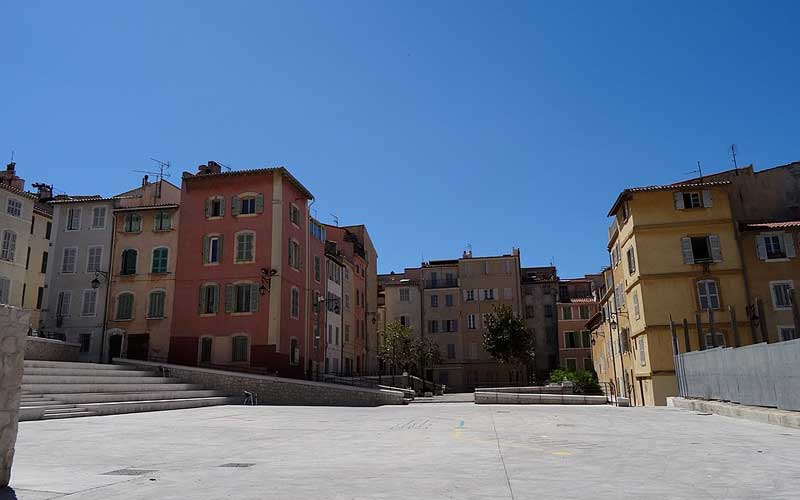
[123,213,142,233]
[61,246,78,274]
[696,279,721,311]
[199,282,220,316]
[91,206,107,230]
[147,289,167,319]
[80,288,98,317]
[86,245,103,273]
[115,292,135,321]
[151,246,169,274]
[120,248,138,276]
[770,280,794,311]
[231,335,249,362]
[0,230,17,262]
[6,198,22,218]
[199,336,214,363]
[66,207,82,231]
[153,211,172,231]
[290,287,300,319]
[234,231,256,264]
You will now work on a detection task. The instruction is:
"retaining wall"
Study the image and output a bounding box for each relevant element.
[1,306,29,487]
[25,337,81,362]
[115,359,405,407]
[475,392,607,405]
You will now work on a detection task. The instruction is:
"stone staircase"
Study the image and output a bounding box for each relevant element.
[20,360,237,421]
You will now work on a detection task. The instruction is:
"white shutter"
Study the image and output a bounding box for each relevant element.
[784,233,796,258]
[674,192,685,210]
[709,234,722,262]
[702,190,713,208]
[493,288,499,300]
[474,289,480,301]
[462,289,469,301]
[681,237,694,264]
[755,235,767,260]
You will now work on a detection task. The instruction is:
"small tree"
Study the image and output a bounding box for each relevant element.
[415,336,442,368]
[483,304,533,382]
[378,321,416,374]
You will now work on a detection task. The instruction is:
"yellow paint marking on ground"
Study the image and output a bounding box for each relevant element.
[552,450,572,456]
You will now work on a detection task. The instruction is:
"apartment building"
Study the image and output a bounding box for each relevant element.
[324,240,344,373]
[0,162,53,329]
[307,217,327,376]
[378,268,423,337]
[104,179,181,361]
[597,180,752,406]
[557,276,601,373]
[169,162,320,378]
[520,267,558,382]
[340,224,379,373]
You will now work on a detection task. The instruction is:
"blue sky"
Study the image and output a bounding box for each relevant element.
[3,1,798,277]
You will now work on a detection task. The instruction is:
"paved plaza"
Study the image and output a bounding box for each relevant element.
[5,402,800,500]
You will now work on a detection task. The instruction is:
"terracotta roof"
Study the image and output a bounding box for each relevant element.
[741,221,800,230]
[49,195,136,204]
[184,166,313,200]
[562,297,596,304]
[607,181,731,217]
[0,182,38,201]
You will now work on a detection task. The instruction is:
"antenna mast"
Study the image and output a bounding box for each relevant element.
[730,144,739,175]
[330,213,339,226]
[133,158,172,201]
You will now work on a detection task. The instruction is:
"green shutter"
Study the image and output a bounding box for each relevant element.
[218,235,224,261]
[219,197,225,216]
[199,285,206,314]
[213,285,220,313]
[250,284,259,312]
[255,194,264,213]
[202,235,209,263]
[231,196,240,216]
[225,284,234,313]
[204,199,210,218]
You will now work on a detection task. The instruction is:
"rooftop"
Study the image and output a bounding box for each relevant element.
[183,165,314,200]
[607,181,731,216]
[741,220,800,230]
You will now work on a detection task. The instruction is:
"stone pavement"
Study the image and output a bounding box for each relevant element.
[5,403,800,499]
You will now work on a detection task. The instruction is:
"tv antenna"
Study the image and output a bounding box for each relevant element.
[217,161,233,171]
[684,161,704,183]
[730,144,739,174]
[9,150,14,163]
[133,158,172,200]
[330,213,339,226]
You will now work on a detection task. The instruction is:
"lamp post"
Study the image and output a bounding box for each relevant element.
[92,271,110,363]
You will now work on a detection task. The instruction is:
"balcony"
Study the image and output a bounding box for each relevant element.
[608,218,619,241]
[425,278,458,289]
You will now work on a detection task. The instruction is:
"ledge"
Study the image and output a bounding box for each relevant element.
[667,397,800,429]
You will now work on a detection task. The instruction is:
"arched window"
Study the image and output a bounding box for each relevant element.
[121,249,137,275]
[116,292,134,320]
[151,247,168,274]
[147,290,166,319]
[0,230,17,262]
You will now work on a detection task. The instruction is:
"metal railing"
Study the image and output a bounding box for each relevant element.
[425,279,458,289]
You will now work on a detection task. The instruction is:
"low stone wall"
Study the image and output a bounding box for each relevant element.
[475,391,608,405]
[115,359,405,407]
[24,337,81,362]
[667,397,800,429]
[475,385,574,394]
[1,306,29,487]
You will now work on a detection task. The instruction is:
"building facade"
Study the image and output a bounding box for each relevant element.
[557,276,601,373]
[520,266,558,382]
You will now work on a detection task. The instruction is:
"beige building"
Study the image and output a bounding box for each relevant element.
[378,268,423,340]
[0,162,53,330]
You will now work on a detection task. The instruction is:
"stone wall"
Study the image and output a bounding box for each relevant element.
[24,337,81,362]
[1,305,29,487]
[116,359,405,406]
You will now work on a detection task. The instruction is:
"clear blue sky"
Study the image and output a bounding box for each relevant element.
[3,1,798,277]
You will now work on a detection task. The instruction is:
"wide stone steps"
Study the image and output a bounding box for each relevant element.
[20,360,234,421]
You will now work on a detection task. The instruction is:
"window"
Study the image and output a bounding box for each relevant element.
[123,213,142,233]
[288,239,301,269]
[465,289,475,301]
[581,330,591,348]
[66,207,81,230]
[757,233,796,261]
[203,235,222,264]
[328,324,333,343]
[544,305,553,318]
[199,283,219,314]
[620,200,630,220]
[483,289,495,300]
[241,197,256,215]
[289,204,301,226]
[233,194,263,216]
[86,246,103,273]
[770,281,794,310]
[232,336,248,362]
[81,289,97,316]
[310,219,325,241]
[120,249,137,275]
[115,293,134,320]
[429,320,439,333]
[444,319,458,332]
[148,290,166,318]
[6,198,22,217]
[56,290,71,317]
[579,305,589,319]
[632,291,640,320]
[503,287,513,300]
[0,231,16,262]
[91,207,106,229]
[235,232,255,263]
[704,332,726,348]
[200,337,213,363]
[398,315,407,327]
[61,247,78,273]
[674,190,711,209]
[467,314,476,329]
[468,343,478,360]
[151,247,169,273]
[36,286,44,309]
[583,358,593,371]
[344,294,350,309]
[430,295,438,308]
[207,197,224,218]
[291,287,300,318]
[683,192,702,208]
[45,221,52,239]
[682,235,722,264]
[697,280,720,310]
[562,306,573,320]
[314,256,321,282]
[399,288,410,302]
[638,337,646,366]
[447,344,456,359]
[290,338,300,365]
[779,327,797,342]
[79,334,92,353]
[345,324,351,342]
[565,331,579,348]
[445,294,454,307]
[626,247,636,274]
[565,358,577,371]
[226,283,259,313]
[153,211,172,231]
[0,277,10,304]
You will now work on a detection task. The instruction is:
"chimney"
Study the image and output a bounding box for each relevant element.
[142,174,149,187]
[206,161,222,174]
[0,162,25,190]
[32,183,53,201]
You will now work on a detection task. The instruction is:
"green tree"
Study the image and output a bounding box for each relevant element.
[378,321,416,374]
[482,304,533,381]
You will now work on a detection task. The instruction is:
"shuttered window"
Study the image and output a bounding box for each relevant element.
[148,291,166,318]
[1,230,17,262]
[200,337,213,363]
[232,336,248,362]
[696,280,720,310]
[120,249,137,275]
[235,232,255,263]
[199,284,219,314]
[61,247,78,273]
[225,283,259,313]
[56,290,72,317]
[151,248,169,273]
[0,277,11,304]
[116,293,134,320]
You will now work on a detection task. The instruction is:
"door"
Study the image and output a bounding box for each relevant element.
[108,335,123,361]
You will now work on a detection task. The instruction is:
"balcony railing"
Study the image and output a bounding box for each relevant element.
[425,278,458,289]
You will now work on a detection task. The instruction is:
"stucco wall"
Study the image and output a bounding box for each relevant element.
[116,358,404,406]
[1,305,29,487]
[24,336,81,361]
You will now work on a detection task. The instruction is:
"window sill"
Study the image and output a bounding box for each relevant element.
[764,257,790,262]
[115,318,134,322]
[773,306,792,311]
[234,260,256,265]
[122,231,142,234]
[236,213,258,218]
[150,271,170,276]
[199,312,218,317]
[206,216,224,221]
[230,311,255,316]
[146,316,167,320]
[90,226,106,231]
[153,228,173,232]
[203,262,221,266]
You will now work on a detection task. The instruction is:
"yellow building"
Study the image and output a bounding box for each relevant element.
[601,181,752,406]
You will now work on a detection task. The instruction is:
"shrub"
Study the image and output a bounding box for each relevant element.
[548,368,602,395]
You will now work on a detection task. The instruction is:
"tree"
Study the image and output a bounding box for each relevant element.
[415,336,442,368]
[378,321,417,374]
[482,304,533,381]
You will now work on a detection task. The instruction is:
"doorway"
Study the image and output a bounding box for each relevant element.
[108,335,123,361]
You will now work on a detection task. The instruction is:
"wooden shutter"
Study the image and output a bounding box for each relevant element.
[218,235,224,261]
[784,233,796,258]
[709,235,722,262]
[202,235,209,263]
[250,284,259,312]
[212,285,220,313]
[755,235,767,260]
[231,196,240,216]
[493,288,499,300]
[198,285,206,314]
[681,237,694,264]
[702,190,713,208]
[674,192,685,210]
[225,284,234,313]
[255,194,264,213]
[219,197,225,216]
[204,199,210,218]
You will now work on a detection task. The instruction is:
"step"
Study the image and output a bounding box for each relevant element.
[76,397,236,416]
[20,400,66,407]
[29,390,226,404]
[21,383,202,394]
[23,375,178,385]
[24,360,131,370]
[23,367,158,377]
[21,403,77,411]
[42,409,95,420]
